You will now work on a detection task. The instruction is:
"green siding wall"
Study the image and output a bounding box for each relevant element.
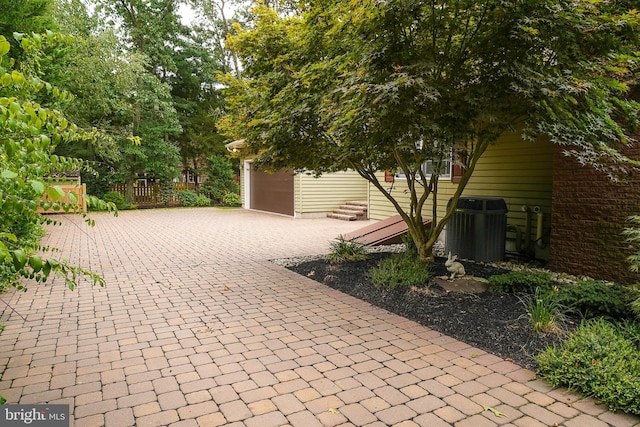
[295,170,368,217]
[369,133,554,258]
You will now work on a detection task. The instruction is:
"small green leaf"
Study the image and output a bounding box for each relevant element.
[46,185,65,201]
[30,180,45,194]
[1,169,18,179]
[9,101,20,114]
[0,232,17,243]
[29,255,43,272]
[67,192,78,205]
[42,261,51,277]
[0,37,10,56]
[11,250,28,270]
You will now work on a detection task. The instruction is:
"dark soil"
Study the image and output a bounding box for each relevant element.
[287,252,573,370]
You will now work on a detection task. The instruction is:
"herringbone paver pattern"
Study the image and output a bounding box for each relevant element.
[0,208,638,426]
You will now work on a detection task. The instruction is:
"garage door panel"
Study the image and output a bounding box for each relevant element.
[250,169,294,216]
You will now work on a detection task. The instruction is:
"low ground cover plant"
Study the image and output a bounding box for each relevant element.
[554,280,638,320]
[488,270,552,293]
[537,318,640,415]
[457,263,640,416]
[368,251,431,289]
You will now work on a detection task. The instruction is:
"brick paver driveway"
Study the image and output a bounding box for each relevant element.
[1,208,638,426]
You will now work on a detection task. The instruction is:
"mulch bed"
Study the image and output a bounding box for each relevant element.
[287,252,575,370]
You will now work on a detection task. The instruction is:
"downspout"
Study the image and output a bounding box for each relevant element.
[522,205,532,255]
[507,224,524,253]
[533,206,546,249]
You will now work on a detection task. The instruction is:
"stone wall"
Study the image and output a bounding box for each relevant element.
[550,145,640,284]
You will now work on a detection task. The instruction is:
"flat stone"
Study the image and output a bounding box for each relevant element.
[433,277,490,294]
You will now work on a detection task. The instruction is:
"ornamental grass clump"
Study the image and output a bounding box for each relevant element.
[537,318,640,415]
[326,236,369,263]
[521,287,565,333]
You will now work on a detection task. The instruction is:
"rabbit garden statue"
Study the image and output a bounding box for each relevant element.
[445,252,465,279]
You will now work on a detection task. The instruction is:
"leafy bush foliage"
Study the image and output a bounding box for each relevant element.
[102,191,128,210]
[537,318,640,415]
[554,280,637,320]
[326,236,368,263]
[488,271,552,293]
[159,180,175,205]
[200,155,239,203]
[222,192,241,206]
[177,190,198,206]
[0,33,115,290]
[368,252,431,289]
[195,195,211,207]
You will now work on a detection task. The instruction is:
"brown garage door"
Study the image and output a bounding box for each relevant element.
[250,169,294,216]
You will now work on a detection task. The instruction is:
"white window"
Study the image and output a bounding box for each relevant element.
[394,158,452,180]
[393,139,452,180]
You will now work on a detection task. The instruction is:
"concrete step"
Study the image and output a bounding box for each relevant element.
[329,200,369,221]
[327,213,358,221]
[334,208,367,217]
[344,200,368,207]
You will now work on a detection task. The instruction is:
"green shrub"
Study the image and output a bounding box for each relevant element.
[195,195,211,207]
[222,192,241,206]
[177,190,198,206]
[368,252,431,289]
[102,191,127,210]
[488,271,552,293]
[159,181,175,205]
[537,318,640,415]
[326,236,369,263]
[200,155,239,203]
[616,320,640,349]
[554,280,637,320]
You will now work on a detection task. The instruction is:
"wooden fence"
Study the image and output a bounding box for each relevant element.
[38,183,87,214]
[111,183,198,205]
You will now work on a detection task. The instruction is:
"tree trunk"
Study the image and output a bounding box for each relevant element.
[125,177,135,204]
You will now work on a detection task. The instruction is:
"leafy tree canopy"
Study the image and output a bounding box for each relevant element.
[219,0,640,259]
[93,0,230,188]
[0,0,57,52]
